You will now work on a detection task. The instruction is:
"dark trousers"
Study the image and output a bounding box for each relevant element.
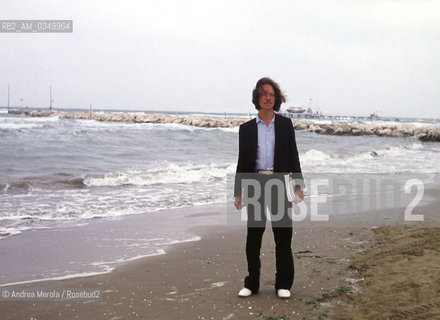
[243,174,294,292]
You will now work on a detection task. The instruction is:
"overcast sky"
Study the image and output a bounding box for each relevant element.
[1,0,439,118]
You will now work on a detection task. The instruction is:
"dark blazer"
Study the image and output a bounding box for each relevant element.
[234,113,303,197]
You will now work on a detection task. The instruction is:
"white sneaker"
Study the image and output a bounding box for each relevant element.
[277,289,291,298]
[238,287,253,297]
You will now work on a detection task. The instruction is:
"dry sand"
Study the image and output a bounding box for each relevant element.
[333,226,440,320]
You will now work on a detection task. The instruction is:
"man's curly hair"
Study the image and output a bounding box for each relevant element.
[252,77,286,112]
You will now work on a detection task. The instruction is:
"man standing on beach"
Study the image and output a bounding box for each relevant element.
[234,77,303,299]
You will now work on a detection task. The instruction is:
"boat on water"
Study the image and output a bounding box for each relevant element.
[286,107,306,114]
[369,112,380,120]
[285,107,324,119]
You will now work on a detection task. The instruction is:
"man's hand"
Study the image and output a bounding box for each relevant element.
[295,187,304,203]
[234,196,242,210]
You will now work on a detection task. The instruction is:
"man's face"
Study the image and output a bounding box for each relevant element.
[258,84,275,111]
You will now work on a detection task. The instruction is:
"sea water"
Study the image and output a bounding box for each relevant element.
[1,108,440,238]
[1,108,439,285]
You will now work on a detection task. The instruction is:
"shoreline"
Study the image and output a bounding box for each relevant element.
[1,183,438,288]
[0,203,227,287]
[4,223,439,319]
[1,191,439,319]
[0,222,375,319]
[8,109,440,141]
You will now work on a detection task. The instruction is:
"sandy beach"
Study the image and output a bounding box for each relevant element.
[0,185,439,320]
[0,223,372,320]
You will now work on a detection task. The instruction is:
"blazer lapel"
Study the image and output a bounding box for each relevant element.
[274,114,282,170]
[250,118,258,167]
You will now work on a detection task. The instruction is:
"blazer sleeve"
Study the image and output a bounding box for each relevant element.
[234,124,246,197]
[289,121,305,187]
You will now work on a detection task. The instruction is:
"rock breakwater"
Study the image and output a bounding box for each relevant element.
[292,121,440,142]
[8,109,440,141]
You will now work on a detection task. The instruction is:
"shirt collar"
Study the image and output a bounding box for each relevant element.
[256,113,275,124]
